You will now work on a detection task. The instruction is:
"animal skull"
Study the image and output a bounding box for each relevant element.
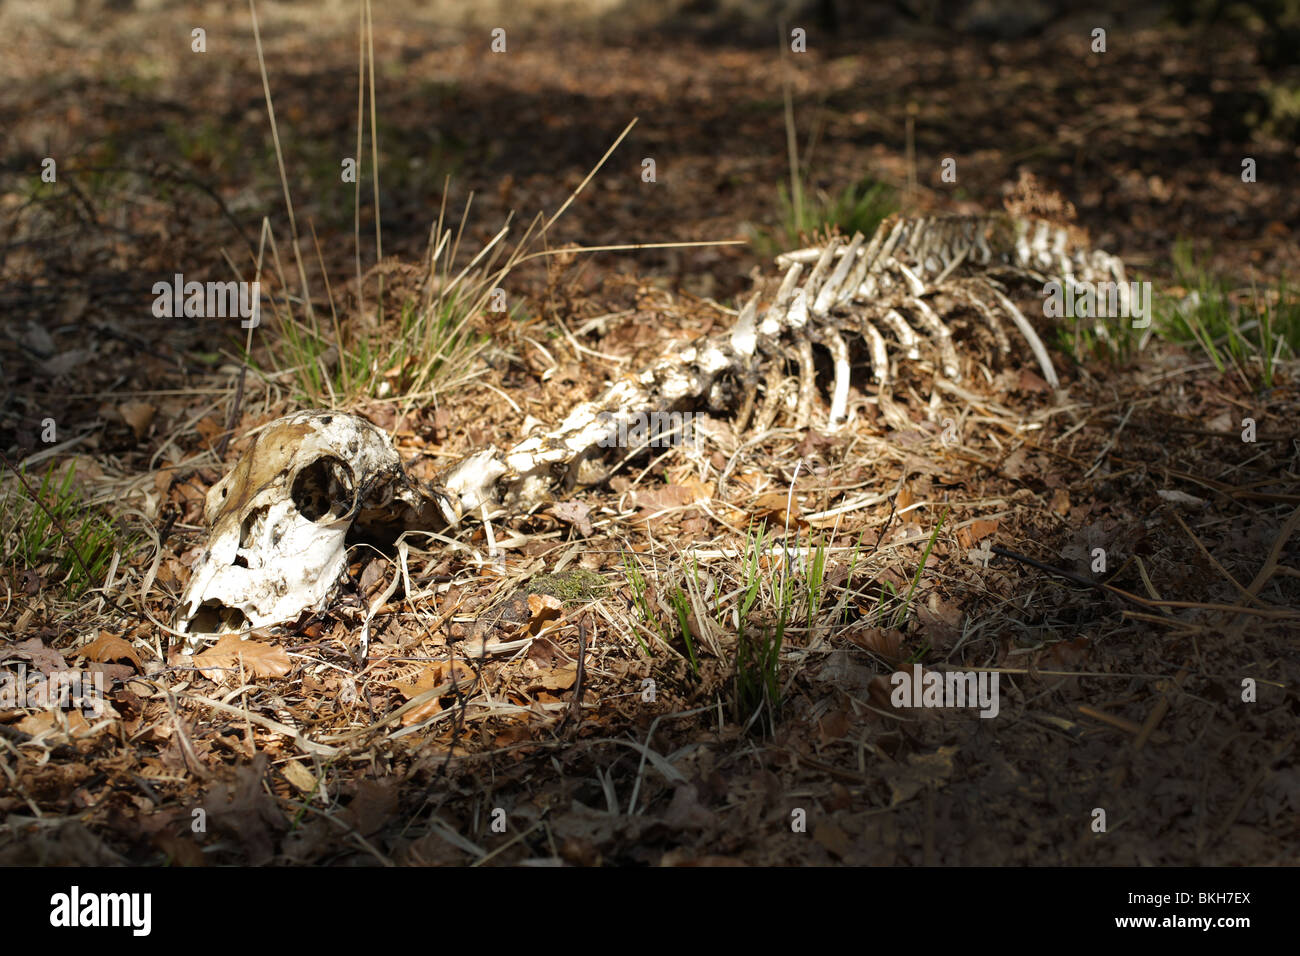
[176,410,456,649]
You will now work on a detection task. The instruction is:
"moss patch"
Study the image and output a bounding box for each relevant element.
[524,568,608,603]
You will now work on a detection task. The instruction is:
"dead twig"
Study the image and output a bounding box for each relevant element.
[991,545,1300,619]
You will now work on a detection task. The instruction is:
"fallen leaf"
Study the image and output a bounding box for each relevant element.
[550,499,593,537]
[359,559,387,595]
[13,607,34,636]
[1000,448,1029,480]
[153,464,175,500]
[1017,368,1051,393]
[43,349,94,377]
[527,593,563,634]
[400,696,442,726]
[1206,410,1234,433]
[818,709,851,745]
[79,631,143,671]
[393,666,444,699]
[152,833,207,867]
[1042,636,1091,670]
[885,745,958,807]
[86,661,134,684]
[118,401,156,439]
[342,779,399,836]
[751,490,803,527]
[4,638,65,675]
[392,660,474,725]
[848,627,904,665]
[540,665,578,691]
[194,416,225,450]
[194,634,292,680]
[281,760,318,796]
[1157,488,1205,508]
[633,479,712,514]
[660,851,747,867]
[956,517,1000,548]
[16,708,98,743]
[493,722,535,748]
[663,783,715,829]
[814,822,852,859]
[1050,487,1071,516]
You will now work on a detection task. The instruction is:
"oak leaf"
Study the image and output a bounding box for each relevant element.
[80,631,143,671]
[194,634,292,680]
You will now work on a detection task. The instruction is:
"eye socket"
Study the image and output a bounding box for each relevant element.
[291,456,355,521]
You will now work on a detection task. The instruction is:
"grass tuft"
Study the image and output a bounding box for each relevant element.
[1161,241,1299,390]
[0,461,130,597]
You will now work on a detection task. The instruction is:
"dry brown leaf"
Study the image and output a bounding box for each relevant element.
[118,400,156,439]
[849,626,904,665]
[393,667,441,699]
[813,822,852,860]
[1050,487,1071,516]
[16,708,98,743]
[721,506,750,527]
[152,833,207,867]
[540,664,578,691]
[392,659,475,726]
[153,463,175,499]
[751,490,803,527]
[527,593,563,634]
[194,634,292,680]
[886,745,958,806]
[194,415,225,450]
[281,760,318,795]
[5,638,65,674]
[550,499,593,537]
[1017,368,1051,393]
[817,709,851,745]
[342,779,399,836]
[956,518,1000,548]
[79,631,143,671]
[1000,448,1029,480]
[493,722,535,748]
[400,697,442,726]
[633,484,694,512]
[393,663,473,727]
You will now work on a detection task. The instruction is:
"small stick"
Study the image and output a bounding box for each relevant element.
[990,544,1139,606]
[992,545,1299,619]
[563,616,590,733]
[1077,704,1165,744]
[214,363,247,461]
[1133,664,1188,751]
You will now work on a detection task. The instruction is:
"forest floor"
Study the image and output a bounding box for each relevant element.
[0,0,1297,865]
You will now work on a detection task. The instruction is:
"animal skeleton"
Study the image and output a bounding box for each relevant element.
[435,211,1126,520]
[176,210,1128,643]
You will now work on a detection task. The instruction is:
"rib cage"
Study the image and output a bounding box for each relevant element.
[434,211,1128,523]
